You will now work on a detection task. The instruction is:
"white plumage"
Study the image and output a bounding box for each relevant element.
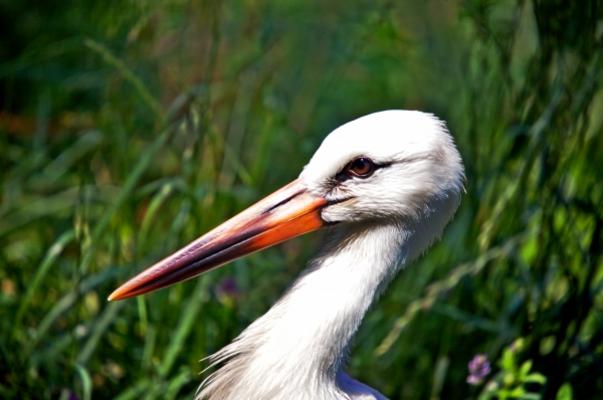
[197,110,464,399]
[110,110,464,400]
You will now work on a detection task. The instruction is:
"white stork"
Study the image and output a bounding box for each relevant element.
[109,110,465,400]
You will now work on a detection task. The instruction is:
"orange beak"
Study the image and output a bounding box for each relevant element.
[108,179,327,301]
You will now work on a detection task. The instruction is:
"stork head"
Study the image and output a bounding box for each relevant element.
[301,110,464,225]
[109,110,464,300]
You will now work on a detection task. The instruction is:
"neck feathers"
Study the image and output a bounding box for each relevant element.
[196,222,408,400]
[196,190,459,400]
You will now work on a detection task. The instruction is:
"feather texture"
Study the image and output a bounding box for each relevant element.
[196,110,464,399]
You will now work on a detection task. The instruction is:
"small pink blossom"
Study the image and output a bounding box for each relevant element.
[467,354,491,385]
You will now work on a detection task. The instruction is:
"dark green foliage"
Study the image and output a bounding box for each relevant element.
[1,1,602,399]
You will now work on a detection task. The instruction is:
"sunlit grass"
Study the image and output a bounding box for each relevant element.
[1,1,602,399]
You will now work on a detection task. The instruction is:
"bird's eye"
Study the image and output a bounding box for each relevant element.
[346,157,376,178]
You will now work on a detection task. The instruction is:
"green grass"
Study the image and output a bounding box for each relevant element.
[1,1,602,399]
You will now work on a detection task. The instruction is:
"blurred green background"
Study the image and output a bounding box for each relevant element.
[1,0,602,399]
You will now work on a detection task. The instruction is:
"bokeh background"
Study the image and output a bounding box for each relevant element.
[1,1,602,399]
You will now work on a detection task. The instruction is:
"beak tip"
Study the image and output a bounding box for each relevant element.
[107,289,123,302]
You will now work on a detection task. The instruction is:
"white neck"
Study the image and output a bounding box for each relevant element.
[197,221,420,400]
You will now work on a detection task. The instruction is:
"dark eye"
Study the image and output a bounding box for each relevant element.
[346,157,376,178]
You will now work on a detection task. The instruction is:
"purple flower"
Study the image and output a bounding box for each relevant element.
[467,354,491,385]
[216,277,240,303]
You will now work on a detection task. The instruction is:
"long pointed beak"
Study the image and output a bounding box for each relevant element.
[108,179,327,301]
